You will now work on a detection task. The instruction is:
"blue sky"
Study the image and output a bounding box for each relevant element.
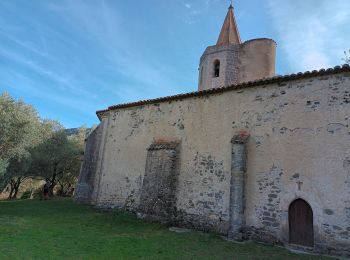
[0,0,349,128]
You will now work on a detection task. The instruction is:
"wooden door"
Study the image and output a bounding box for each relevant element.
[289,199,314,247]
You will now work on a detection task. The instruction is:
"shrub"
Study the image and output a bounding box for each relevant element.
[21,190,32,200]
[32,188,43,200]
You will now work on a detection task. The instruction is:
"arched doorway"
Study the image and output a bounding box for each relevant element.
[289,199,314,247]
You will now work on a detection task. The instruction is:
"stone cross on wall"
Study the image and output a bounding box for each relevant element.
[297,180,303,191]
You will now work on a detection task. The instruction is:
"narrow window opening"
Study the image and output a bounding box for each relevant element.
[213,60,220,78]
[200,67,204,85]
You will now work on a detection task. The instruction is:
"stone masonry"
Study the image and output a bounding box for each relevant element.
[76,67,350,257]
[138,141,180,220]
[74,124,103,204]
[198,39,276,91]
[74,4,350,258]
[228,132,249,240]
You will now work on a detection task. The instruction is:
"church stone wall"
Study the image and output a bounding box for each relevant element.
[87,71,350,257]
[74,124,104,203]
[198,39,276,91]
[199,44,240,90]
[238,39,276,83]
[138,142,180,219]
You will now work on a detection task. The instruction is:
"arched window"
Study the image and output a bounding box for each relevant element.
[213,60,220,78]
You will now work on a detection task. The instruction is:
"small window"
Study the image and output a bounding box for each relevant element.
[213,60,220,78]
[200,67,204,85]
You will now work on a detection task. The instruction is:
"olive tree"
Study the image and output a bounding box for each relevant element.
[0,92,42,192]
[0,93,86,199]
[29,127,84,196]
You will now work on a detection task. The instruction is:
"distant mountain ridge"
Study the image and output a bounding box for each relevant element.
[64,128,80,136]
[64,128,91,136]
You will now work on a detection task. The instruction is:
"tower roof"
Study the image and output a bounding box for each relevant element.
[216,4,241,46]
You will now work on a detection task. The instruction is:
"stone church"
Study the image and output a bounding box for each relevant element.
[75,5,350,257]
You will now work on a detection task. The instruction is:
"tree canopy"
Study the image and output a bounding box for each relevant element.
[0,93,41,177]
[0,92,86,199]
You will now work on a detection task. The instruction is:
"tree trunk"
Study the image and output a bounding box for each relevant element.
[8,177,23,199]
[12,177,22,199]
[49,164,58,196]
[58,183,65,196]
[49,179,55,196]
[8,184,14,199]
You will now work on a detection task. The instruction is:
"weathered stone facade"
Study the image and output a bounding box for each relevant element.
[74,124,103,204]
[75,4,350,258]
[198,39,276,91]
[228,133,249,240]
[138,141,180,220]
[198,4,275,91]
[76,68,350,257]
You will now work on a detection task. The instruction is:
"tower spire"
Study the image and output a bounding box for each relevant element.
[216,3,241,46]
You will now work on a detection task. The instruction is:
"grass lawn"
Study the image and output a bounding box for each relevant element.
[0,198,331,259]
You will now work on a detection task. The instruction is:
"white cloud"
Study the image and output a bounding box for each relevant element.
[0,46,95,100]
[2,70,97,115]
[0,30,52,60]
[182,0,221,24]
[0,0,189,118]
[267,0,350,72]
[46,0,184,99]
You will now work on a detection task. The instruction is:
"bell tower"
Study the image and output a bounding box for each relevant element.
[198,4,276,91]
[216,4,241,46]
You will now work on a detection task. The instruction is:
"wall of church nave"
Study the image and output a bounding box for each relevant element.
[244,160,350,256]
[91,71,350,254]
[74,122,105,204]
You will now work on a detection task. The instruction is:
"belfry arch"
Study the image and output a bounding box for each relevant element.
[213,60,220,78]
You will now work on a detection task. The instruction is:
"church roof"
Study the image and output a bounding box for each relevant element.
[96,64,350,119]
[216,4,241,46]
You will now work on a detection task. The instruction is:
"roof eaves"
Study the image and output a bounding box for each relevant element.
[97,64,350,116]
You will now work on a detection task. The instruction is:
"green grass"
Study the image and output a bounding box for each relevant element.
[0,198,330,260]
